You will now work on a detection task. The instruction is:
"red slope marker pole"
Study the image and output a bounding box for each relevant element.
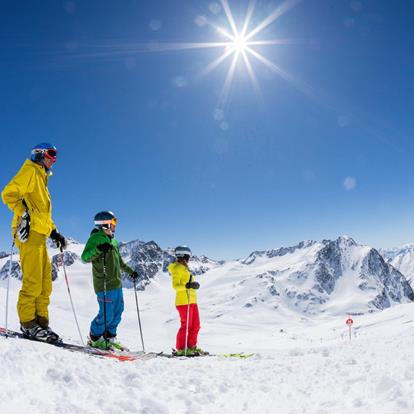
[346,316,354,341]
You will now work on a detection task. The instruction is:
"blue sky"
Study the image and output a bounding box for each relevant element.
[1,0,414,259]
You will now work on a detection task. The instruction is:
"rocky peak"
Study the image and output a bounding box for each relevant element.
[241,240,318,265]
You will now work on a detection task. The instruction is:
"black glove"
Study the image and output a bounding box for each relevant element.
[185,281,200,290]
[50,229,67,250]
[97,243,113,254]
[130,271,139,281]
[17,211,30,243]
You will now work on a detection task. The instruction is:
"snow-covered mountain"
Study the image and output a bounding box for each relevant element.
[0,239,222,288]
[380,244,414,286]
[1,235,413,316]
[118,239,223,289]
[203,236,414,317]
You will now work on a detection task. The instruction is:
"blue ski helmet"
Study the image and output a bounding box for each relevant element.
[30,143,58,163]
[94,211,117,230]
[174,245,192,259]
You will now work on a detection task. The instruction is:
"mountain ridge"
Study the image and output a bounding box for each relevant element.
[1,235,413,315]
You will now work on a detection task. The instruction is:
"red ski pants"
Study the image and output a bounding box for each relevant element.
[176,303,200,350]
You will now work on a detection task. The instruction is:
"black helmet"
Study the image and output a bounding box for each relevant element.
[94,211,117,230]
[174,245,192,259]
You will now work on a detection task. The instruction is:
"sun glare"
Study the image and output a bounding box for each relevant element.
[71,0,305,113]
[136,0,303,111]
[232,35,248,54]
[197,0,303,109]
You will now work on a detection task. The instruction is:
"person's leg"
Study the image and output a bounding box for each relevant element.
[176,305,190,350]
[106,289,124,337]
[36,240,52,328]
[187,304,200,348]
[17,231,45,328]
[90,291,114,340]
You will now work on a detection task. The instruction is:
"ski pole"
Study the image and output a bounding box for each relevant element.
[5,237,15,338]
[60,247,84,345]
[133,277,146,353]
[184,289,191,357]
[102,251,108,349]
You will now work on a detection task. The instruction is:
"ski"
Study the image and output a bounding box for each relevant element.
[160,349,254,359]
[0,327,159,362]
[160,353,254,359]
[217,352,254,359]
[1,327,253,361]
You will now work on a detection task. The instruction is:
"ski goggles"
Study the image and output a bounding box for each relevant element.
[95,217,117,227]
[32,148,58,162]
[44,148,58,162]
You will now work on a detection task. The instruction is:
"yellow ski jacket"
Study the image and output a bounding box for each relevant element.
[168,261,197,306]
[2,160,56,236]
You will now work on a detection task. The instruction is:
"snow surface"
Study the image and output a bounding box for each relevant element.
[1,243,414,413]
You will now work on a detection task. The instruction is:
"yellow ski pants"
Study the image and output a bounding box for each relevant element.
[16,230,52,327]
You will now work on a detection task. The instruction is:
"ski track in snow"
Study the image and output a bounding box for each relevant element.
[1,247,414,413]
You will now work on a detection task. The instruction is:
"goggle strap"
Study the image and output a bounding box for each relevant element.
[95,219,117,225]
[32,148,57,161]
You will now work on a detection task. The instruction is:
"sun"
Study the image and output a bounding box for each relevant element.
[69,0,305,114]
[194,0,303,110]
[138,0,303,112]
[232,34,248,54]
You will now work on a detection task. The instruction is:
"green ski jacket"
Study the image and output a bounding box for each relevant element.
[81,228,134,294]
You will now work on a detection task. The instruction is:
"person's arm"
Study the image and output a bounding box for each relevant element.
[185,277,200,290]
[1,166,35,216]
[170,265,188,292]
[81,236,101,263]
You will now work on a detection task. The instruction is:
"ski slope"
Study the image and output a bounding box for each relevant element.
[1,245,414,413]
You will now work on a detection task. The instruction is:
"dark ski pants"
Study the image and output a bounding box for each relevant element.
[176,303,200,350]
[90,288,124,339]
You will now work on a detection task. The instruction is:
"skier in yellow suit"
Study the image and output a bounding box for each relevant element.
[169,246,207,356]
[2,143,66,342]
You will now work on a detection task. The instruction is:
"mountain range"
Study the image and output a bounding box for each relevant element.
[1,235,414,316]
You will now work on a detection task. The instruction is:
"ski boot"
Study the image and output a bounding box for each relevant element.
[43,326,61,343]
[107,336,129,352]
[189,346,209,356]
[172,348,201,357]
[21,324,47,340]
[21,324,61,343]
[88,336,112,350]
[173,348,192,357]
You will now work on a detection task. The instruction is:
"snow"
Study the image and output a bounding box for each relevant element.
[381,244,414,287]
[1,243,414,413]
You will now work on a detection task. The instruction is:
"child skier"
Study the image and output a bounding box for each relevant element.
[81,211,138,350]
[168,246,206,356]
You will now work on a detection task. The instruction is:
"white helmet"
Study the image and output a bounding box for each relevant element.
[174,245,192,258]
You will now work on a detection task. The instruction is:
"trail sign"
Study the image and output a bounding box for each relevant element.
[345,317,354,341]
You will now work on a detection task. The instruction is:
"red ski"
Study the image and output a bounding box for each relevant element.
[0,327,160,362]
